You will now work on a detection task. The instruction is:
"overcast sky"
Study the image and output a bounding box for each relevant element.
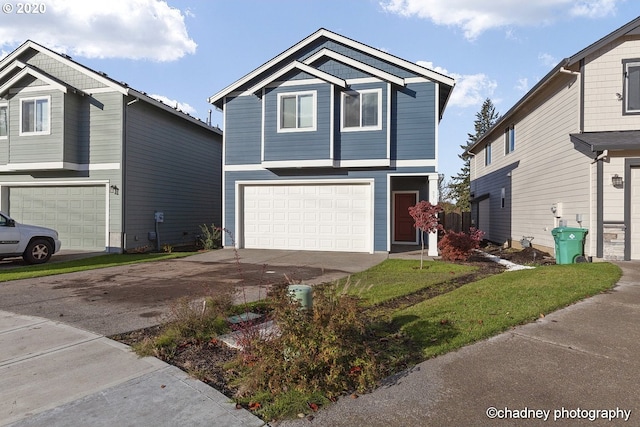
[0,0,637,179]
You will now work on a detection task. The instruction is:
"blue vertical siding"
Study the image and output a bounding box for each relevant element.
[337,82,387,161]
[394,82,436,160]
[225,95,262,165]
[263,83,331,161]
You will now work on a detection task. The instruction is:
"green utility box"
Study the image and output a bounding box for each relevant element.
[288,284,313,310]
[551,227,588,264]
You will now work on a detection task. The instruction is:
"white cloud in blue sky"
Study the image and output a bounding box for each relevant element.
[381,0,623,40]
[0,0,196,61]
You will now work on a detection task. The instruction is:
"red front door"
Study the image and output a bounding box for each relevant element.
[394,192,417,243]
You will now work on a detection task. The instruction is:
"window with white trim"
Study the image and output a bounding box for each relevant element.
[341,89,382,131]
[623,59,640,114]
[277,91,316,132]
[485,142,492,166]
[504,124,515,154]
[0,104,7,139]
[20,96,50,135]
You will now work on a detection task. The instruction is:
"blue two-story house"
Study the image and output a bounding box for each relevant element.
[208,29,454,254]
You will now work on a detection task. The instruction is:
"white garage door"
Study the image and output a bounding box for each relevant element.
[243,183,372,252]
[9,186,106,251]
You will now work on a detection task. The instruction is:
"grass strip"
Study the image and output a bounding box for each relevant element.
[393,262,622,358]
[0,252,197,282]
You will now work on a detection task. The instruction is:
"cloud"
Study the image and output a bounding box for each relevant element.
[538,53,557,67]
[149,94,197,115]
[515,77,529,93]
[418,61,497,108]
[380,0,622,40]
[0,0,196,61]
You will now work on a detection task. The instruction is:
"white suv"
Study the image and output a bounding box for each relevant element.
[0,212,62,264]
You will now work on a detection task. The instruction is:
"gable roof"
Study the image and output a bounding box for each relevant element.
[468,16,640,154]
[207,28,455,118]
[0,40,221,134]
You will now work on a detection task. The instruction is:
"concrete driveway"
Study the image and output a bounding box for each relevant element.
[0,249,386,336]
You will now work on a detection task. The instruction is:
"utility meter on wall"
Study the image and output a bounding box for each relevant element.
[154,211,164,223]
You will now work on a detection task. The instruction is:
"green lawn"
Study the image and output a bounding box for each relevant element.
[392,262,622,358]
[0,252,197,282]
[339,259,478,305]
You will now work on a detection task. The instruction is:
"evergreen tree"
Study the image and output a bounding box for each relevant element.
[449,98,499,211]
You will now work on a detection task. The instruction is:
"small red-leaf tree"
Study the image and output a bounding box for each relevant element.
[408,200,444,269]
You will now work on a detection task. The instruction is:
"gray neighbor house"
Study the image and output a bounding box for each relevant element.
[0,40,222,253]
[208,28,455,255]
[468,17,640,261]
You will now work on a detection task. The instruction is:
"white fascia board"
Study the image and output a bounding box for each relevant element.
[0,67,68,96]
[1,162,121,171]
[245,61,346,94]
[336,159,391,168]
[314,29,454,86]
[391,159,437,168]
[208,28,454,106]
[18,41,128,95]
[0,60,26,81]
[236,177,374,186]
[304,49,406,87]
[262,159,334,168]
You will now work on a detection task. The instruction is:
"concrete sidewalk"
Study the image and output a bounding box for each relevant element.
[276,261,640,427]
[0,311,264,427]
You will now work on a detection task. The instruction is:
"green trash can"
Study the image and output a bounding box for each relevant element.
[288,284,313,310]
[551,227,588,264]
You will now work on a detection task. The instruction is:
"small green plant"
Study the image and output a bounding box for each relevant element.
[199,223,222,250]
[227,282,379,420]
[162,243,173,253]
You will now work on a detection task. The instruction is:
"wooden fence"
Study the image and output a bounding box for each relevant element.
[440,211,472,233]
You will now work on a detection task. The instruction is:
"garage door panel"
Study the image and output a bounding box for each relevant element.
[243,183,372,253]
[9,186,106,251]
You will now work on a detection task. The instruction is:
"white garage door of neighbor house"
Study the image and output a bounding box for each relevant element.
[9,186,106,251]
[243,183,372,252]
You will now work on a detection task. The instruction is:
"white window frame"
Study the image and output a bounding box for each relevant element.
[485,142,492,166]
[504,124,515,154]
[341,88,382,132]
[276,90,317,133]
[0,103,7,140]
[19,96,51,136]
[623,59,640,114]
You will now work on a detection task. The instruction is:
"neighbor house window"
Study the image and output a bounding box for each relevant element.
[277,91,316,132]
[504,125,515,154]
[485,143,492,166]
[341,89,382,131]
[623,59,640,114]
[501,187,506,208]
[20,96,50,135]
[0,104,7,138]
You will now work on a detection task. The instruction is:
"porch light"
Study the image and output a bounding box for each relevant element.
[611,174,623,188]
[110,185,120,195]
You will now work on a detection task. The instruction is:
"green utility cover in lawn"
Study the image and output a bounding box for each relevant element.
[551,227,588,264]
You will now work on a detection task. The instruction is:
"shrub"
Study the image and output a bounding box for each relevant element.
[133,293,233,359]
[199,224,221,250]
[438,228,485,261]
[228,282,379,419]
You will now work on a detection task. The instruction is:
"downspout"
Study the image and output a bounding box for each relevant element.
[121,97,138,252]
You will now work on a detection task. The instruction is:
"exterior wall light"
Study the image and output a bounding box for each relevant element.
[611,174,623,188]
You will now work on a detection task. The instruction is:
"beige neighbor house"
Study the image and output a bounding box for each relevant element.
[468,17,640,261]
